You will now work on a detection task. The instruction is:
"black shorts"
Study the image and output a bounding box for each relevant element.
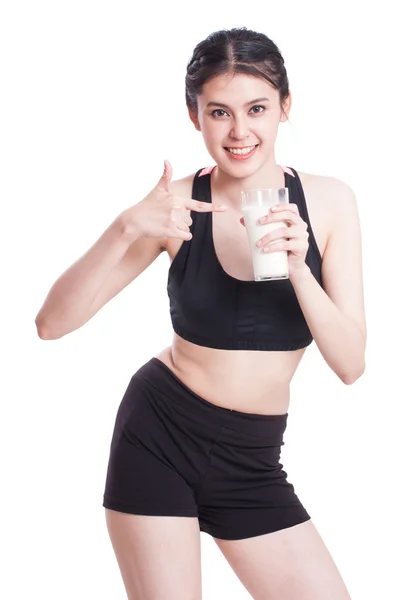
[102,357,310,540]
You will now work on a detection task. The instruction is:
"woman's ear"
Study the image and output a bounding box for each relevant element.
[188,108,201,131]
[280,91,292,123]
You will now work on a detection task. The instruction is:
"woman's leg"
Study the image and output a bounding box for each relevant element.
[102,363,206,599]
[213,519,351,600]
[105,510,202,600]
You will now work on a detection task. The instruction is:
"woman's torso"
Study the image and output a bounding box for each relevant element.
[156,168,332,415]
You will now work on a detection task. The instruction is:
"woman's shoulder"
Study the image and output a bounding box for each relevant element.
[296,169,355,203]
[296,169,358,248]
[169,171,197,197]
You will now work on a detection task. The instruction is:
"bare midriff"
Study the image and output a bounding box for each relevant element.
[155,340,306,415]
[155,169,330,416]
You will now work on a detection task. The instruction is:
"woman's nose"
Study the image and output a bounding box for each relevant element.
[230,119,250,140]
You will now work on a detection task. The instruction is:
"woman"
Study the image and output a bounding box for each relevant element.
[35,27,366,600]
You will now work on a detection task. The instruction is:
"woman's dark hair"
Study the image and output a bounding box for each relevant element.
[185,27,290,119]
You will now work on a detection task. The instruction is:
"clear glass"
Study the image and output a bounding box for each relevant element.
[240,187,289,281]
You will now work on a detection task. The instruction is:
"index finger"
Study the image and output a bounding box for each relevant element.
[186,199,228,212]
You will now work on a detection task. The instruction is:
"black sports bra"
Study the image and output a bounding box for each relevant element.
[167,166,323,351]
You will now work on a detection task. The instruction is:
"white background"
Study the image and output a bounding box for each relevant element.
[1,0,399,598]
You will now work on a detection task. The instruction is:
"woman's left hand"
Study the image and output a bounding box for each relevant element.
[240,203,310,278]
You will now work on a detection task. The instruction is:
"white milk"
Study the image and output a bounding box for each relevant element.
[242,204,288,280]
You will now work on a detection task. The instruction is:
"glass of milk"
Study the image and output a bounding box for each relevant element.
[241,187,289,281]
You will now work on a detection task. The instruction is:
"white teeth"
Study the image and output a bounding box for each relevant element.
[227,146,256,155]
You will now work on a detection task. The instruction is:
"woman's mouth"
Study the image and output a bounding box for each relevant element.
[224,144,259,161]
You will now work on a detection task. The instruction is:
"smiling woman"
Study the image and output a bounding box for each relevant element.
[191,86,282,181]
[35,25,364,600]
[185,31,290,179]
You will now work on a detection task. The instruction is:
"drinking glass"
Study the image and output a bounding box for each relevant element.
[241,187,289,281]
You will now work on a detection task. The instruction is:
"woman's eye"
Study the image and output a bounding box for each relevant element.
[211,105,266,118]
[250,105,266,114]
[211,109,229,118]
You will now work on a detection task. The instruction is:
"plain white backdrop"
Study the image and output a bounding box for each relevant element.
[1,0,399,598]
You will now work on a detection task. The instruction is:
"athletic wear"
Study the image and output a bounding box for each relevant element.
[103,357,311,540]
[167,165,323,351]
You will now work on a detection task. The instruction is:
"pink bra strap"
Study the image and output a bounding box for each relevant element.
[198,165,216,177]
[279,165,295,177]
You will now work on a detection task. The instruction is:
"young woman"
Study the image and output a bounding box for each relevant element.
[36,27,366,600]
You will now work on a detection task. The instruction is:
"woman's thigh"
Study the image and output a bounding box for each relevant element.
[214,519,351,600]
[105,509,202,600]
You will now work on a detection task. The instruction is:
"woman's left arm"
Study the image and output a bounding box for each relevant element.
[289,180,367,384]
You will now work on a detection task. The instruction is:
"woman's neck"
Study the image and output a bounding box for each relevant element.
[210,159,286,209]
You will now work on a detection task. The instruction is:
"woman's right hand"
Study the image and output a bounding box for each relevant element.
[122,160,227,241]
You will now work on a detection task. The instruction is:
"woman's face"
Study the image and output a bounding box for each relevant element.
[190,72,291,178]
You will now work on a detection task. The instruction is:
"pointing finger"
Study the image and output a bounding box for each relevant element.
[186,199,228,212]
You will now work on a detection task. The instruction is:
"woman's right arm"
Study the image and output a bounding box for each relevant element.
[35,161,226,340]
[34,212,167,340]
